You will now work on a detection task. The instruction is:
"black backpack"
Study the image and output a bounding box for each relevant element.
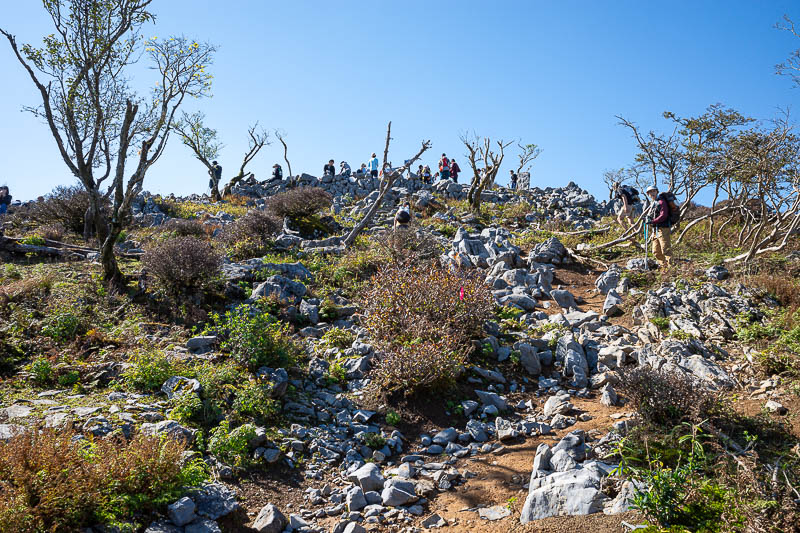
[620,185,640,204]
[396,210,411,224]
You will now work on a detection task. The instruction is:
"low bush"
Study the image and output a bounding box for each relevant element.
[231,381,281,424]
[220,209,281,260]
[616,366,723,427]
[0,429,206,532]
[206,303,301,371]
[124,350,191,392]
[165,218,209,238]
[362,260,493,395]
[264,187,332,221]
[208,421,256,466]
[142,236,222,299]
[14,185,100,235]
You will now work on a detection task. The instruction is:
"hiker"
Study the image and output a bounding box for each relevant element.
[271,164,283,181]
[368,153,380,178]
[340,161,351,177]
[614,182,640,229]
[450,158,461,182]
[0,186,11,215]
[323,159,336,177]
[394,201,411,230]
[356,163,367,176]
[416,164,424,180]
[422,165,432,184]
[210,160,222,190]
[646,185,675,267]
[509,170,518,190]
[439,153,450,181]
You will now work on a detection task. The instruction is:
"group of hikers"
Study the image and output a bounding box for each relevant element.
[613,181,679,268]
[317,153,464,185]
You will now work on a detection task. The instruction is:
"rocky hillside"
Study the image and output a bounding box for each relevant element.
[0,176,799,533]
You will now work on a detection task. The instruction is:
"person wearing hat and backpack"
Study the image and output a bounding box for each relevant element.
[439,154,450,181]
[646,185,676,267]
[614,182,640,229]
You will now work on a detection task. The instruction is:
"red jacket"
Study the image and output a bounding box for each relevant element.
[651,198,670,226]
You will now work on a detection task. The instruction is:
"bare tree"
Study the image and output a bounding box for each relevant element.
[516,142,542,175]
[1,1,215,284]
[275,129,293,184]
[342,122,431,247]
[173,110,224,200]
[221,124,269,198]
[776,15,800,87]
[602,168,628,200]
[462,133,512,213]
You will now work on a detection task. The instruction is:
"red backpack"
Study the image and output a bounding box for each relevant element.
[440,157,450,171]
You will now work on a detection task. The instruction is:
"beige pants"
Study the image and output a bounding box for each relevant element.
[652,226,673,266]
[617,204,634,227]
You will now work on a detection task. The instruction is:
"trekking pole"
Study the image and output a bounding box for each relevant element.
[643,218,649,271]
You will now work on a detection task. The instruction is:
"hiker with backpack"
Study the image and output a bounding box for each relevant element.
[509,170,518,190]
[614,182,640,229]
[439,154,451,181]
[646,185,679,267]
[394,201,412,230]
[271,164,283,181]
[209,160,222,191]
[422,165,432,184]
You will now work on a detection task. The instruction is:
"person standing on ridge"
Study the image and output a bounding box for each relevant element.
[439,153,450,181]
[646,185,674,267]
[368,153,380,178]
[0,186,11,215]
[323,159,336,177]
[509,170,518,190]
[210,160,222,192]
[450,158,461,182]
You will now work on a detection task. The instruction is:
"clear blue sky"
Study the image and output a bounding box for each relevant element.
[1,0,798,201]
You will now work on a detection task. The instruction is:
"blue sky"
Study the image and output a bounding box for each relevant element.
[1,0,798,201]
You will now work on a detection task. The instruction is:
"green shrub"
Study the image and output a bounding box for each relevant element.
[207,303,300,371]
[41,308,84,342]
[385,410,401,426]
[231,382,281,424]
[58,370,80,387]
[649,317,670,332]
[30,359,53,385]
[325,360,348,385]
[208,421,256,466]
[123,351,189,392]
[169,392,204,425]
[317,327,356,352]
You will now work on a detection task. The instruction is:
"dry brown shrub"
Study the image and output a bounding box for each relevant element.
[264,187,332,220]
[362,260,493,395]
[165,218,208,238]
[616,366,724,427]
[0,429,190,532]
[142,236,222,298]
[219,209,281,260]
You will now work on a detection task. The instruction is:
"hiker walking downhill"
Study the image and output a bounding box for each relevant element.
[450,158,461,183]
[0,186,11,216]
[368,153,380,178]
[614,182,640,229]
[646,185,677,268]
[439,154,450,181]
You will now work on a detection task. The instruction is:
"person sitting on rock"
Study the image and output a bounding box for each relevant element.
[394,202,412,230]
[271,164,283,181]
[323,159,336,177]
[340,161,351,177]
[0,186,11,216]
